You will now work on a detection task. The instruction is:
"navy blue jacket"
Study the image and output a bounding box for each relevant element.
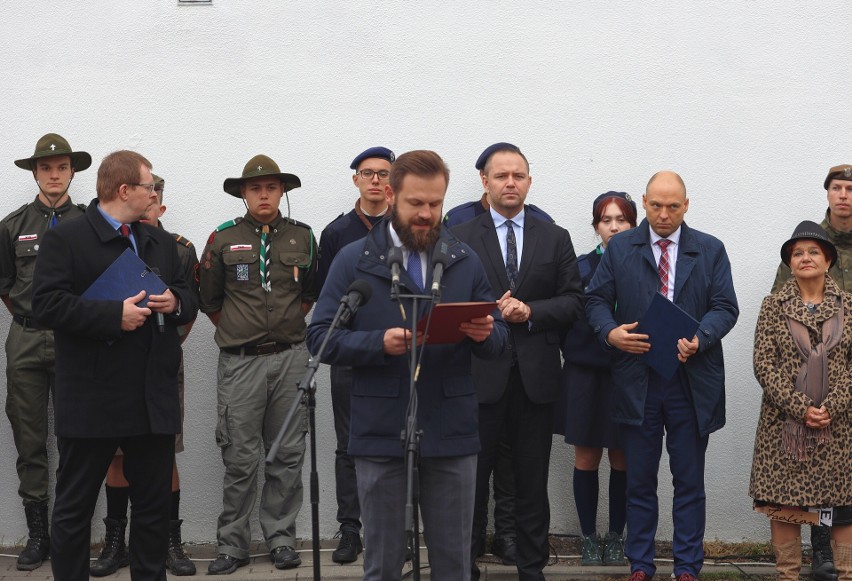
[316,205,384,292]
[585,220,739,436]
[306,221,508,458]
[561,249,610,368]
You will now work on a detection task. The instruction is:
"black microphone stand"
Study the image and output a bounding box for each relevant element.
[396,286,436,581]
[266,296,353,581]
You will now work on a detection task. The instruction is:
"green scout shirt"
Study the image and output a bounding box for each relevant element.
[199,212,317,349]
[0,196,85,316]
[771,210,852,294]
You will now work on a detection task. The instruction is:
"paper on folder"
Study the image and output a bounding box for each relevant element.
[635,292,700,380]
[82,249,167,308]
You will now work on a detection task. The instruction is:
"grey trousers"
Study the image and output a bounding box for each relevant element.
[356,454,476,581]
[214,345,308,558]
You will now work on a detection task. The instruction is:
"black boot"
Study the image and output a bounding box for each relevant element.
[16,501,50,571]
[166,519,196,576]
[90,517,129,577]
[812,525,839,581]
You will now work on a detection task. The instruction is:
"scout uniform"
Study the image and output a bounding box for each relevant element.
[199,155,317,573]
[0,133,90,571]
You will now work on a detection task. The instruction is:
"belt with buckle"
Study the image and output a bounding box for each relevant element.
[12,314,49,331]
[222,342,292,356]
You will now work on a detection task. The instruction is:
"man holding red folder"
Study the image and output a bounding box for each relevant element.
[585,171,738,581]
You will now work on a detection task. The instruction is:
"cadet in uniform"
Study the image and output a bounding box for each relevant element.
[316,146,394,564]
[89,174,199,577]
[0,133,90,571]
[200,155,318,575]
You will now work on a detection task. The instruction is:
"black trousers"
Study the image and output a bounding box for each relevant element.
[51,434,174,581]
[472,367,553,581]
[330,365,361,532]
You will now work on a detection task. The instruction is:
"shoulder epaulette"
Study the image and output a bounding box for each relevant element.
[171,233,194,248]
[3,203,30,221]
[283,217,313,230]
[76,203,87,211]
[216,217,242,232]
[327,212,346,225]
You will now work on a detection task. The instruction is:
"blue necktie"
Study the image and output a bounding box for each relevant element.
[407,250,423,291]
[505,220,519,291]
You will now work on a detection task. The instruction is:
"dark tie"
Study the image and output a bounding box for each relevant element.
[505,220,519,291]
[656,239,672,295]
[407,250,423,290]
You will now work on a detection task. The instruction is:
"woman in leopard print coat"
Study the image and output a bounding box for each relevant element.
[750,221,852,580]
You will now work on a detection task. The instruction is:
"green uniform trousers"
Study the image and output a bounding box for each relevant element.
[5,322,55,504]
[215,344,308,558]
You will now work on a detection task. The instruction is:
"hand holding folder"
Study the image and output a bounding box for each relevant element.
[82,249,167,308]
[635,292,700,379]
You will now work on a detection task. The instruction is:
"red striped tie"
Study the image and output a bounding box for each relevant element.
[657,239,672,295]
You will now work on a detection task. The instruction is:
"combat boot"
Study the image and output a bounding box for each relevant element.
[813,526,839,581]
[166,519,196,575]
[90,517,129,577]
[16,501,49,571]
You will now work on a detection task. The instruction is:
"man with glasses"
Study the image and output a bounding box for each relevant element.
[199,155,318,574]
[316,146,394,564]
[0,133,90,571]
[31,150,198,580]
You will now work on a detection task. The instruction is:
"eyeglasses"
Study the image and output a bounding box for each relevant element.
[130,183,156,193]
[356,169,390,181]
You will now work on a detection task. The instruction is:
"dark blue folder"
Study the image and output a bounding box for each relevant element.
[635,292,700,380]
[82,249,167,308]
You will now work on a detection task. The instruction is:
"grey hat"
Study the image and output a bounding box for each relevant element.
[781,220,837,267]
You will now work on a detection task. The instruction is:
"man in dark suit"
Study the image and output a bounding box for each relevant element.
[452,143,583,581]
[585,171,738,581]
[31,150,198,581]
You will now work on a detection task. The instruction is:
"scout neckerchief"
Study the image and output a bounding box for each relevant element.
[260,225,271,292]
[354,198,387,231]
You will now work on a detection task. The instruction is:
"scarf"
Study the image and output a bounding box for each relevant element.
[782,296,842,461]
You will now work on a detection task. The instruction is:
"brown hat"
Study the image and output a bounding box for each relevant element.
[14,133,92,171]
[824,164,852,190]
[223,154,301,198]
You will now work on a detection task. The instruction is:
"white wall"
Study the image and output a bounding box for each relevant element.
[1,0,851,546]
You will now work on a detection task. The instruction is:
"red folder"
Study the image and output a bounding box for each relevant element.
[417,302,497,344]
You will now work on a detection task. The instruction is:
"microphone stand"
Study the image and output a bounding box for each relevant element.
[396,287,435,581]
[266,297,352,581]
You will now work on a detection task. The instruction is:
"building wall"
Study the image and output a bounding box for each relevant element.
[0,0,850,545]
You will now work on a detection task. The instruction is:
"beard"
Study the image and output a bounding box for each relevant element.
[391,206,441,253]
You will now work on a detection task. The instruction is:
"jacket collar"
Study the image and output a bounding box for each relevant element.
[86,199,159,256]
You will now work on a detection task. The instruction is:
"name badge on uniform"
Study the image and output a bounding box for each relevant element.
[230,244,252,251]
[236,264,250,281]
[18,234,37,242]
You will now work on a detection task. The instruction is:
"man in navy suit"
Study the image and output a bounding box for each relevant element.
[585,171,739,581]
[452,143,583,581]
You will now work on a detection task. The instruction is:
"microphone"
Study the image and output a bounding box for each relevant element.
[388,246,403,300]
[430,242,449,303]
[338,279,373,327]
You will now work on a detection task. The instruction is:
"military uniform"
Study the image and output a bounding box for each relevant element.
[170,229,199,454]
[0,196,85,504]
[199,211,317,560]
[317,200,384,290]
[771,210,852,293]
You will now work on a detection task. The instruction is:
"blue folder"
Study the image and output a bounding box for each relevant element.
[635,292,700,380]
[82,249,167,308]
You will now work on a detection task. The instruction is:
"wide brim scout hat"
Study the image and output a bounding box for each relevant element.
[824,164,852,190]
[780,220,838,267]
[15,133,92,171]
[223,154,301,197]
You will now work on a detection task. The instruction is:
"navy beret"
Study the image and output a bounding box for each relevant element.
[350,147,395,170]
[475,142,521,171]
[592,191,637,216]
